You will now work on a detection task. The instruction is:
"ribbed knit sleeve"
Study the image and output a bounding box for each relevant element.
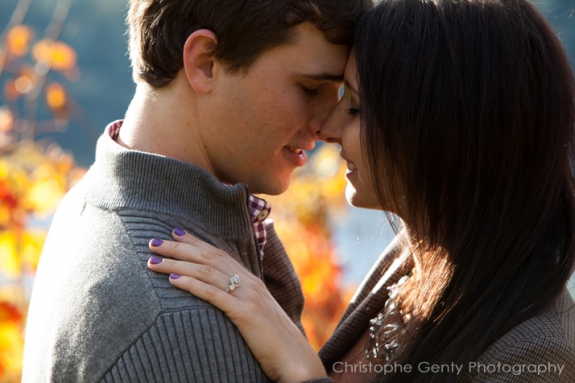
[100,309,270,383]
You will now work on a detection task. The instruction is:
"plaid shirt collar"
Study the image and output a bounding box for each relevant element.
[106,120,271,259]
[247,195,271,259]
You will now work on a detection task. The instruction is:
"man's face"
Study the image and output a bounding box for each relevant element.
[199,22,348,195]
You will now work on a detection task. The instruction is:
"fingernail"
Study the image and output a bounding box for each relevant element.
[151,239,164,247]
[173,228,186,236]
[149,256,163,265]
[170,274,181,279]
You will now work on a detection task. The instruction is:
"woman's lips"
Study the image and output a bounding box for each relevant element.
[345,162,358,180]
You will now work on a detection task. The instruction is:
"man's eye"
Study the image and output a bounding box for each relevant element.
[301,86,318,96]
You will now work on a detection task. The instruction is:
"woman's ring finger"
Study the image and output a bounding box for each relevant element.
[224,274,240,293]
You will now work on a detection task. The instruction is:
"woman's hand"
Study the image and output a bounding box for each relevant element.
[148,229,327,383]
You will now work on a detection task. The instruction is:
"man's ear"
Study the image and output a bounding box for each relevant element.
[183,30,219,94]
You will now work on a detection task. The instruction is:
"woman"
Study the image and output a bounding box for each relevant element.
[148,0,575,381]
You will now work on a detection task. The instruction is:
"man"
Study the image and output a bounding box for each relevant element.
[22,0,368,381]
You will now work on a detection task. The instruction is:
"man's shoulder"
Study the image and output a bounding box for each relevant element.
[25,189,225,377]
[37,199,217,315]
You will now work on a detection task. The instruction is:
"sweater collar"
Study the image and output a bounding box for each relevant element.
[83,121,256,236]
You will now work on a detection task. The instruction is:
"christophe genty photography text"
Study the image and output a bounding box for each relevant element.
[332,361,566,377]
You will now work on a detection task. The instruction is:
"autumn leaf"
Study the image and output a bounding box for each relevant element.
[0,302,21,323]
[6,25,34,57]
[32,39,77,71]
[0,321,24,378]
[0,180,18,212]
[4,80,20,102]
[20,231,46,272]
[45,82,67,113]
[0,232,20,278]
[0,109,14,134]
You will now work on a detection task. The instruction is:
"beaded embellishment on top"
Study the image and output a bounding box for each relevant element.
[366,275,410,360]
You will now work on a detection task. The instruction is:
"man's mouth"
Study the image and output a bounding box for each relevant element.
[286,146,304,155]
[347,162,357,171]
[284,145,307,166]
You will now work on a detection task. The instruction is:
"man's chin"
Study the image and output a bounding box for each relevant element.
[249,178,291,196]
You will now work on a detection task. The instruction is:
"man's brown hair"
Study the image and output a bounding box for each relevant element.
[128,0,370,88]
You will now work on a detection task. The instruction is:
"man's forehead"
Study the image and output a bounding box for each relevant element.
[249,22,348,80]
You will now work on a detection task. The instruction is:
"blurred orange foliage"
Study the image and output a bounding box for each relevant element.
[1,14,84,380]
[268,143,355,350]
[0,302,23,382]
[0,143,86,382]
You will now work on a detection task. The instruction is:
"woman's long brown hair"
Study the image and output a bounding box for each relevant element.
[355,0,575,381]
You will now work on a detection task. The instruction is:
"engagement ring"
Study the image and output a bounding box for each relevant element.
[225,274,240,293]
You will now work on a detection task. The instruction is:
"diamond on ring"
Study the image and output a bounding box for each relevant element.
[225,274,240,293]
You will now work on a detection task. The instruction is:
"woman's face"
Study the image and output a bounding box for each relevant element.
[321,55,381,210]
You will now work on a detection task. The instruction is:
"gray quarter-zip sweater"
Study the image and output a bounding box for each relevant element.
[22,129,305,382]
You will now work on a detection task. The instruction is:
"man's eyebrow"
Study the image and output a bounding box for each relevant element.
[345,80,358,94]
[293,73,344,82]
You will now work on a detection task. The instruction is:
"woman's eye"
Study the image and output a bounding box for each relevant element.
[346,108,360,116]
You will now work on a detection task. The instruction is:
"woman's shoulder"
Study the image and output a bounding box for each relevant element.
[488,288,575,352]
[463,288,575,382]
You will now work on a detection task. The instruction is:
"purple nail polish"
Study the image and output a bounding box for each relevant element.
[174,228,186,236]
[149,256,163,265]
[170,273,181,279]
[151,238,164,247]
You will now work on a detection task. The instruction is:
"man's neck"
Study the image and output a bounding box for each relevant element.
[118,80,214,173]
